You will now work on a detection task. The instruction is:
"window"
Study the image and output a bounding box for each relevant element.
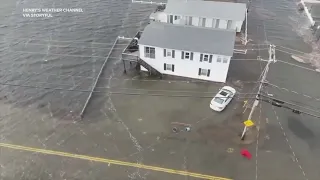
[181,51,193,60]
[185,52,190,59]
[223,57,228,63]
[198,68,211,77]
[174,16,180,20]
[203,55,209,61]
[214,97,224,104]
[215,19,220,28]
[227,20,232,29]
[188,16,193,25]
[164,49,175,58]
[217,56,222,62]
[201,18,206,27]
[184,16,188,25]
[145,47,155,59]
[169,15,173,23]
[164,63,175,72]
[209,55,213,63]
[200,54,209,62]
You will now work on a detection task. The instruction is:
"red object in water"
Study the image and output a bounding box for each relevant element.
[241,149,252,159]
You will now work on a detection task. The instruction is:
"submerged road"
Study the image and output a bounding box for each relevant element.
[249,0,320,179]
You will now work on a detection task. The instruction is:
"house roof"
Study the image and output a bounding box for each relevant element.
[164,0,247,21]
[138,22,236,56]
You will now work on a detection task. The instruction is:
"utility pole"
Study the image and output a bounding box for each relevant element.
[244,8,248,45]
[240,44,276,140]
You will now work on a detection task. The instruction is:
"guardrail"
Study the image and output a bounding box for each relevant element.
[79,37,120,118]
[299,1,315,26]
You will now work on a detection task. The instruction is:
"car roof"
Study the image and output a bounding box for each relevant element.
[218,89,232,96]
[219,90,229,96]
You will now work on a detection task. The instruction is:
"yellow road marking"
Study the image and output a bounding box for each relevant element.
[0,143,231,180]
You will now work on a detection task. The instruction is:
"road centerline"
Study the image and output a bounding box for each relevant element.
[0,142,231,180]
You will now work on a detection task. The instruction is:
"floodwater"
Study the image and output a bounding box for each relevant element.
[0,0,318,118]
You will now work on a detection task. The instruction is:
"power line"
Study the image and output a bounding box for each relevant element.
[0,42,269,51]
[276,48,320,60]
[259,94,320,118]
[3,45,269,53]
[243,58,269,109]
[0,37,269,47]
[241,44,276,140]
[2,49,270,60]
[259,91,320,114]
[276,59,320,73]
[0,68,261,84]
[265,82,320,101]
[0,80,260,94]
[269,48,320,73]
[277,45,318,55]
[0,81,259,98]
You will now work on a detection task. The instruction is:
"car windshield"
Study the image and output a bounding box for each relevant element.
[213,97,224,104]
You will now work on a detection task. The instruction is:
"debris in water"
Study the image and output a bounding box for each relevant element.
[172,127,178,133]
[291,55,306,63]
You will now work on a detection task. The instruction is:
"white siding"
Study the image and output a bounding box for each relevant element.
[219,19,228,29]
[159,14,168,23]
[235,20,243,32]
[158,13,244,32]
[192,17,199,26]
[139,45,231,82]
[205,18,212,28]
[158,9,247,32]
[229,20,237,30]
[173,15,185,25]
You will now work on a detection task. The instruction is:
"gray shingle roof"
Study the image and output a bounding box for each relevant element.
[164,0,247,21]
[138,22,236,56]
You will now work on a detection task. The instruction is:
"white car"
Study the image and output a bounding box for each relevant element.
[210,86,236,112]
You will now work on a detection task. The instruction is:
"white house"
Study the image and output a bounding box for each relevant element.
[150,0,247,32]
[138,22,236,82]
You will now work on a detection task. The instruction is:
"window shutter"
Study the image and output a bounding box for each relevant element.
[164,49,166,57]
[164,63,167,70]
[198,68,201,75]
[207,69,211,77]
[191,52,193,60]
[200,54,203,62]
[172,65,175,72]
[181,51,184,59]
[172,50,175,58]
[209,55,213,63]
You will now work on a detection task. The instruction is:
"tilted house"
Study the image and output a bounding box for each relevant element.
[138,22,236,82]
[150,0,247,32]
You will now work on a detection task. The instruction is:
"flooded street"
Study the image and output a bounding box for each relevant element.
[0,0,317,120]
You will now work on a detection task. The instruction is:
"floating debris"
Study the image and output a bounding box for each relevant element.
[291,55,306,63]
